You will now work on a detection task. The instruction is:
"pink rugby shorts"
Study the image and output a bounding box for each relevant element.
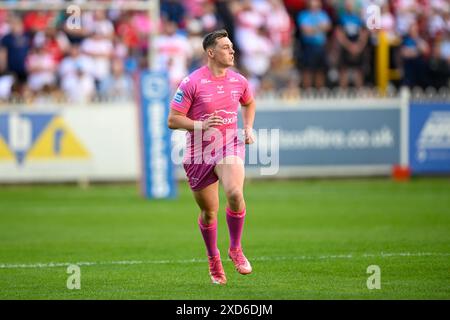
[183,139,245,191]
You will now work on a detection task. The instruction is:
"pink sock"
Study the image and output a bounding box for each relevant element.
[198,216,219,257]
[226,207,246,250]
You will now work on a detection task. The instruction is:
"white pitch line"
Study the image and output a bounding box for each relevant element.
[0,252,448,270]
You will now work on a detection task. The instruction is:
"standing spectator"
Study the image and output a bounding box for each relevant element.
[26,44,57,94]
[235,0,265,42]
[400,22,430,88]
[161,0,186,27]
[238,26,274,91]
[0,16,32,93]
[184,0,208,18]
[81,29,113,91]
[23,10,54,34]
[395,0,419,37]
[186,18,205,72]
[199,1,218,33]
[33,26,70,64]
[428,5,448,40]
[116,12,140,55]
[215,0,239,60]
[0,10,10,39]
[365,2,400,88]
[336,0,369,89]
[284,0,307,77]
[132,11,153,56]
[266,0,292,50]
[380,2,398,43]
[112,35,129,61]
[61,64,95,103]
[58,44,94,79]
[154,20,192,90]
[429,30,450,88]
[99,58,134,101]
[0,74,14,101]
[91,10,115,40]
[438,31,450,65]
[235,0,266,69]
[297,0,331,88]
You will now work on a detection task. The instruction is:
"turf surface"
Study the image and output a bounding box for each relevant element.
[0,178,449,299]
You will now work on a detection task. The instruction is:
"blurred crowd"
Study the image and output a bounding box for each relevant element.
[0,0,449,104]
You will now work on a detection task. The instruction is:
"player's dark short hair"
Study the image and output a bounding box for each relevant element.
[202,29,229,51]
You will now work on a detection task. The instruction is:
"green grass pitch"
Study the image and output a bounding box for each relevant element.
[0,178,449,299]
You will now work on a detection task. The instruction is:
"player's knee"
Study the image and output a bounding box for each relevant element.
[226,188,244,206]
[200,209,218,225]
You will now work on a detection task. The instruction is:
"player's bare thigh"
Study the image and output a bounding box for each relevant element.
[214,156,246,212]
[193,180,219,225]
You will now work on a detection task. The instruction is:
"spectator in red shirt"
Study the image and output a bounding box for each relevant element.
[116,13,140,54]
[33,26,70,64]
[23,10,54,34]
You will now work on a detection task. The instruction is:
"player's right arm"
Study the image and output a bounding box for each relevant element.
[167,108,223,131]
[167,76,223,131]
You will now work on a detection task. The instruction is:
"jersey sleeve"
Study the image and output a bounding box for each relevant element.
[239,76,254,105]
[170,76,195,114]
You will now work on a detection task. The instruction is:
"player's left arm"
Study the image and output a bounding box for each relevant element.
[241,99,256,144]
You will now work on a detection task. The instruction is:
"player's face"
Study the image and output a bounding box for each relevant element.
[212,37,235,67]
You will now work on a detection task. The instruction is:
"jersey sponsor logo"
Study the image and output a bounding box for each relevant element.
[202,110,237,117]
[199,110,237,125]
[173,89,184,103]
[217,85,225,94]
[200,78,212,84]
[229,77,239,82]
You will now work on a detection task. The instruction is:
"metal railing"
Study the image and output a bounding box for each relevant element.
[1,86,448,108]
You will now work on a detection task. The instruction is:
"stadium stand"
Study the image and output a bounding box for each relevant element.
[0,0,448,104]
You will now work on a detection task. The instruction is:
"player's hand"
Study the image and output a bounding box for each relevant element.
[244,127,255,144]
[202,114,223,130]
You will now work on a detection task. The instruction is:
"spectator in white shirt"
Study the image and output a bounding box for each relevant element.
[239,26,274,80]
[82,10,115,40]
[61,64,95,103]
[58,44,94,79]
[154,20,193,90]
[99,58,134,101]
[80,29,113,89]
[266,0,292,51]
[0,74,14,100]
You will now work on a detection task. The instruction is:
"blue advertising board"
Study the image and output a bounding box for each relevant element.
[409,102,450,174]
[0,112,90,165]
[138,71,176,198]
[243,108,401,168]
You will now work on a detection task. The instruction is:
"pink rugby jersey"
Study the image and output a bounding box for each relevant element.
[171,65,253,163]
